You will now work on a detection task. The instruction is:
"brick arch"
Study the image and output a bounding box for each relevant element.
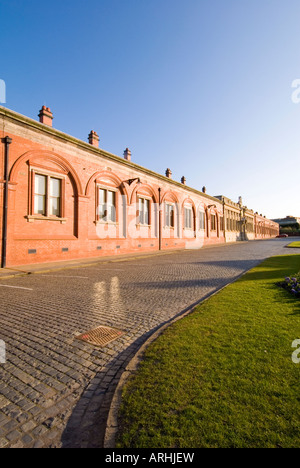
[85,170,128,200]
[9,150,83,196]
[197,200,208,212]
[130,183,159,205]
[182,197,197,214]
[160,190,180,205]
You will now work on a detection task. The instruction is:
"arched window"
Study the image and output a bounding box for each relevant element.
[182,199,196,235]
[137,196,150,226]
[199,210,206,231]
[165,202,175,228]
[211,214,216,231]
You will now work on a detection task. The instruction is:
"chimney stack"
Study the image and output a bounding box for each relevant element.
[88,130,99,148]
[38,106,53,127]
[123,148,131,162]
[165,168,172,178]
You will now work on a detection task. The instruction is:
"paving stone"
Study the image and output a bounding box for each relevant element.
[2,419,19,433]
[32,440,44,448]
[21,420,37,433]
[21,434,34,446]
[6,429,22,442]
[10,439,24,448]
[0,438,8,448]
[0,396,10,410]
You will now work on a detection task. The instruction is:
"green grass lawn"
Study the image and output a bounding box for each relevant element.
[287,241,300,248]
[116,254,300,448]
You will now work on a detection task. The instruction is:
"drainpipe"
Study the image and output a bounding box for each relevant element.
[158,187,162,250]
[2,136,12,268]
[222,199,225,239]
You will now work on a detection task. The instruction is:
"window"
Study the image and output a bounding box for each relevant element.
[235,214,239,231]
[49,177,61,216]
[98,188,116,222]
[226,215,230,231]
[220,216,224,232]
[184,207,193,229]
[138,197,150,225]
[34,174,46,215]
[211,214,216,231]
[165,203,175,228]
[199,211,205,230]
[33,173,62,217]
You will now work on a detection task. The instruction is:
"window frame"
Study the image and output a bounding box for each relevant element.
[96,184,118,224]
[28,168,66,222]
[165,202,175,228]
[137,196,151,226]
[184,205,193,230]
[211,213,217,231]
[199,210,206,231]
[219,216,224,232]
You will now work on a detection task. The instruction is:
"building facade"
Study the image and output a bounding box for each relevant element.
[216,196,279,242]
[0,105,279,267]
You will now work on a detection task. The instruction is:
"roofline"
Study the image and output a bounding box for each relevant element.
[0,105,221,204]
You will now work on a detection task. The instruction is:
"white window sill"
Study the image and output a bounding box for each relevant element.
[26,215,67,224]
[94,220,119,226]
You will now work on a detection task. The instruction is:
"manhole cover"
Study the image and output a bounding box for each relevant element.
[75,325,124,347]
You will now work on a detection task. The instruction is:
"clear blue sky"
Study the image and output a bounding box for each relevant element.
[1,0,300,219]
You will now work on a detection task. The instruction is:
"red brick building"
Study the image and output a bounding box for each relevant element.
[0,105,279,267]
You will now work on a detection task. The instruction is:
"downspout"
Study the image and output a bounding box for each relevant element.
[158,187,162,250]
[222,199,225,239]
[1,136,12,268]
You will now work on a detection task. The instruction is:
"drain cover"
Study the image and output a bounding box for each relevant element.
[75,325,124,347]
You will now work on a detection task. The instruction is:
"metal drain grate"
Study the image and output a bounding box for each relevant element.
[75,325,124,347]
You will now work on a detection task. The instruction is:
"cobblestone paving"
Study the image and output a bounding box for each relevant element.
[0,239,295,448]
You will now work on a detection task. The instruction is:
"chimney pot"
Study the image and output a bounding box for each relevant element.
[165,168,172,178]
[181,176,186,185]
[202,186,206,193]
[38,106,53,127]
[88,130,99,148]
[123,148,132,161]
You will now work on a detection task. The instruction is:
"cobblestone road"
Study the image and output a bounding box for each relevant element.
[0,239,295,448]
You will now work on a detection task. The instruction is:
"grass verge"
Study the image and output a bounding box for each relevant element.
[287,241,300,248]
[116,254,300,448]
